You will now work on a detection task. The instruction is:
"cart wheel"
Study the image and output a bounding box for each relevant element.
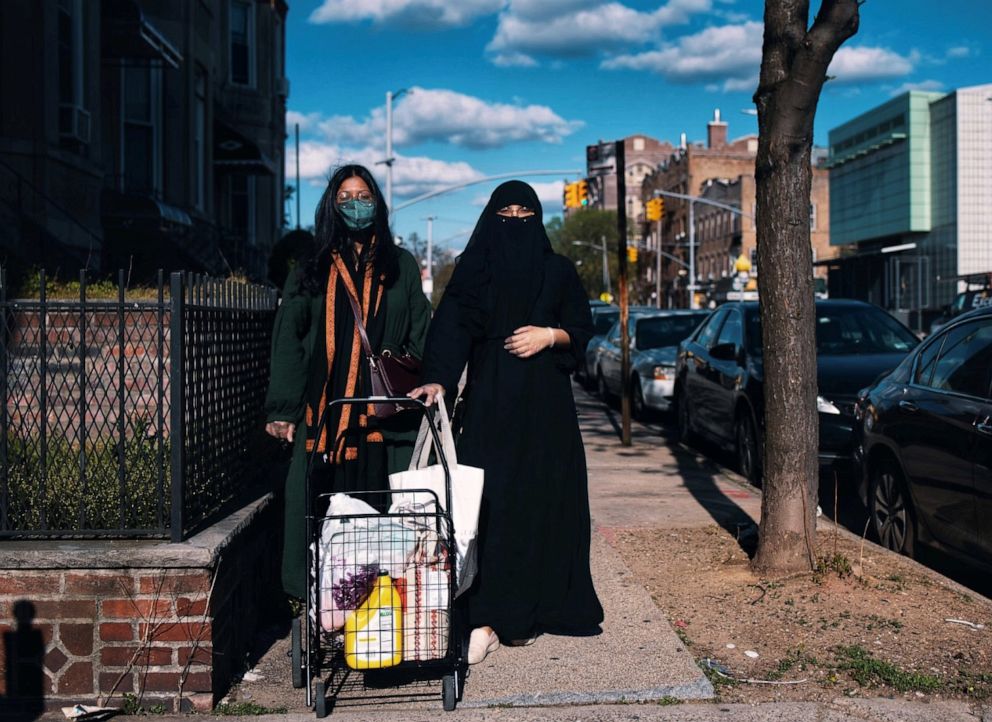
[291,617,304,689]
[314,680,328,718]
[442,673,457,711]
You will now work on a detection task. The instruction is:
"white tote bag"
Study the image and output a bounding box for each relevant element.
[388,396,483,598]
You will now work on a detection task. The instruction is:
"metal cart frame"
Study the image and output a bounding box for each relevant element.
[291,397,467,717]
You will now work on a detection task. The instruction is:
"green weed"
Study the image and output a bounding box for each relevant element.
[833,645,943,693]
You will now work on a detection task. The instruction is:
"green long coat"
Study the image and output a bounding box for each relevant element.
[264,248,432,598]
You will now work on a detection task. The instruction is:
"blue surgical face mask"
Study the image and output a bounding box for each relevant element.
[337,199,376,230]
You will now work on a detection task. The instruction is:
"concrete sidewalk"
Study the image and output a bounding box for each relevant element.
[132,384,987,721]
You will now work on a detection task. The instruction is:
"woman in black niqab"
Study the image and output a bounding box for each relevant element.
[411,180,604,664]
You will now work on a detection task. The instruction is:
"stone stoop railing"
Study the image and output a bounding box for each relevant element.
[0,492,281,714]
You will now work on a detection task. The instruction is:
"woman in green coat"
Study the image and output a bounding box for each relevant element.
[264,164,431,599]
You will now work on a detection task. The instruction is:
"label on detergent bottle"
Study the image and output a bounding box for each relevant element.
[344,573,403,669]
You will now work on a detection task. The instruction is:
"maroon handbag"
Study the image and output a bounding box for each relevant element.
[342,286,422,418]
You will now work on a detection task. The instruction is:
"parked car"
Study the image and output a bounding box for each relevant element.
[674,300,919,483]
[594,310,710,418]
[577,303,619,385]
[854,305,992,569]
[928,287,991,335]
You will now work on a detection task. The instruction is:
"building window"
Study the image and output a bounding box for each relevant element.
[229,0,255,87]
[230,175,256,247]
[194,68,207,210]
[810,203,817,231]
[121,63,162,195]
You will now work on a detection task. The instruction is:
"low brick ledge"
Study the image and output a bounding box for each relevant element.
[0,493,273,569]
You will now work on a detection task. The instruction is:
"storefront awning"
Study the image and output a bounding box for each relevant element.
[214,121,276,175]
[101,0,182,69]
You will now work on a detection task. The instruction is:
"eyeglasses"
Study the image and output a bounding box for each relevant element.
[497,205,535,218]
[336,190,374,204]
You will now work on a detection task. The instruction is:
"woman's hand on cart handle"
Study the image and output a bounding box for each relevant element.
[265,421,296,443]
[408,383,445,407]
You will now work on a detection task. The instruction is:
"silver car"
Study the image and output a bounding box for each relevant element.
[595,310,711,418]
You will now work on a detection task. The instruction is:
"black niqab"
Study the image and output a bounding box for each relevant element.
[446,180,552,337]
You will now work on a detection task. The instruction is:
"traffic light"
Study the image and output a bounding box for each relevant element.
[646,197,665,221]
[627,246,639,263]
[577,180,589,207]
[563,182,579,209]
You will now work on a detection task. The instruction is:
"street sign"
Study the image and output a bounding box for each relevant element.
[586,142,617,178]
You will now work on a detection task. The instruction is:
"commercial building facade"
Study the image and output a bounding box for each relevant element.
[0,0,288,284]
[822,84,992,331]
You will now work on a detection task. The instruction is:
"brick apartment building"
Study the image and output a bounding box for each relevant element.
[0,0,288,284]
[583,134,675,231]
[641,110,833,307]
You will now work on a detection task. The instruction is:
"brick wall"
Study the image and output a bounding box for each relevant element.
[5,308,172,442]
[0,494,280,714]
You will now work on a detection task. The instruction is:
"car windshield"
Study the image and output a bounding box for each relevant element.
[745,305,919,355]
[593,311,619,335]
[636,315,708,350]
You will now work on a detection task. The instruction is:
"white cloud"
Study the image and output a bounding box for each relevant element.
[827,46,916,83]
[490,52,539,67]
[487,0,711,61]
[888,79,945,96]
[946,45,973,59]
[286,141,485,199]
[308,0,505,27]
[305,87,582,150]
[602,21,916,91]
[285,110,322,133]
[601,20,762,91]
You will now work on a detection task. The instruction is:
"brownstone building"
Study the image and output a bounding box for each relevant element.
[0,0,289,283]
[641,111,834,306]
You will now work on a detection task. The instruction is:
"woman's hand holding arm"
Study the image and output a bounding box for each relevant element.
[505,326,568,358]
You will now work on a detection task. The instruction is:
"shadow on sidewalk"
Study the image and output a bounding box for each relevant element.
[577,386,757,557]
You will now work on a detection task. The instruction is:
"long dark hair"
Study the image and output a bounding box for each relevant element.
[302,164,398,293]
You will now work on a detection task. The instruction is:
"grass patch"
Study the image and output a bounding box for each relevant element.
[657,695,683,705]
[765,647,820,681]
[698,659,738,689]
[121,693,167,715]
[833,645,943,693]
[214,701,288,715]
[814,552,853,582]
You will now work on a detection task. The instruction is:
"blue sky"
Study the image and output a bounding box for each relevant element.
[284,0,988,253]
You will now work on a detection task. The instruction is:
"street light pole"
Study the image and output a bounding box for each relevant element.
[688,199,697,309]
[382,88,408,215]
[572,239,612,297]
[655,217,662,308]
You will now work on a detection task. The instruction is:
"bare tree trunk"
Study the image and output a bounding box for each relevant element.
[752,0,859,573]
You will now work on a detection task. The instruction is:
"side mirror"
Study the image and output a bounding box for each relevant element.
[710,342,740,363]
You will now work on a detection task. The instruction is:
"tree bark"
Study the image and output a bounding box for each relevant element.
[752,0,859,573]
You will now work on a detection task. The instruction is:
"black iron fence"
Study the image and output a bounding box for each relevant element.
[0,268,278,541]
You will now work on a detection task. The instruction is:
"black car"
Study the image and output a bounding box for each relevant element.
[675,300,919,483]
[855,306,992,569]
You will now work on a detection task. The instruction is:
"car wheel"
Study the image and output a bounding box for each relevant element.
[735,411,762,486]
[632,377,647,421]
[676,387,693,445]
[869,459,915,557]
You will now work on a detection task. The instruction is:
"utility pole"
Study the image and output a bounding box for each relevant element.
[294,123,301,229]
[423,215,435,299]
[688,199,697,309]
[655,216,662,308]
[615,140,631,447]
[601,235,611,295]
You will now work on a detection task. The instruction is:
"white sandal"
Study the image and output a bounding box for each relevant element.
[468,627,500,665]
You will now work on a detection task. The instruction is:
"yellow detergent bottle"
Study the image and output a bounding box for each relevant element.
[344,572,403,669]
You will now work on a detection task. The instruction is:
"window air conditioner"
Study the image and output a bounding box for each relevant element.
[58,104,92,144]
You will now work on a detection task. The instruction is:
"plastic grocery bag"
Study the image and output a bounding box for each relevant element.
[317,493,417,631]
[388,396,483,598]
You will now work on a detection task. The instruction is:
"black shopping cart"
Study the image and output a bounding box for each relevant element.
[290,397,467,717]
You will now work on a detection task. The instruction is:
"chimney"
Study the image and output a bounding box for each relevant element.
[707,108,727,148]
